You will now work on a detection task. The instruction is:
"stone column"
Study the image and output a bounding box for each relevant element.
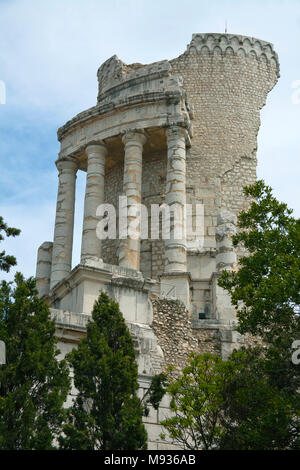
[160,125,190,308]
[215,209,237,272]
[211,209,238,333]
[81,142,107,264]
[213,209,240,357]
[119,129,146,271]
[50,158,77,290]
[36,241,53,297]
[164,125,187,273]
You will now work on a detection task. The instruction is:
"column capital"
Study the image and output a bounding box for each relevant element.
[55,157,77,173]
[85,140,107,157]
[121,128,147,146]
[165,125,188,142]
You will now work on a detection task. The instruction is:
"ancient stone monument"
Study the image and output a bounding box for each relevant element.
[36,33,279,449]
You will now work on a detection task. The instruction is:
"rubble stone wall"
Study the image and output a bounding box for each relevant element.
[151,297,221,373]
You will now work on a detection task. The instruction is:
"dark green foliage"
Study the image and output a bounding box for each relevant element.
[0,273,70,449]
[217,181,300,449]
[160,182,300,450]
[59,292,147,450]
[0,216,20,272]
[160,354,238,450]
[159,349,300,450]
[142,373,167,416]
[219,347,300,450]
[218,180,300,343]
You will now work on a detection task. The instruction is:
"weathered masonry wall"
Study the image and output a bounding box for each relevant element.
[170,34,279,249]
[151,297,221,374]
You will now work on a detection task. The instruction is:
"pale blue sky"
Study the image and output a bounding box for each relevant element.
[0,0,299,281]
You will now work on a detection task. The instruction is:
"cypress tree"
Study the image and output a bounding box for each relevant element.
[0,273,70,449]
[60,292,147,450]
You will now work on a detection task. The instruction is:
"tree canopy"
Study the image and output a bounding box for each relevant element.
[0,216,20,272]
[160,181,300,450]
[218,180,300,343]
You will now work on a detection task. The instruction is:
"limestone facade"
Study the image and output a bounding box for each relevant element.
[36,33,279,449]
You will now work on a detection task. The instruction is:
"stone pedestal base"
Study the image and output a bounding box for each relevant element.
[48,260,154,325]
[219,328,243,359]
[210,272,237,325]
[160,272,191,309]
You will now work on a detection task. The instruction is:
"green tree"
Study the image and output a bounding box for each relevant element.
[0,216,20,272]
[0,273,70,449]
[159,182,300,450]
[159,350,300,450]
[217,181,300,449]
[59,292,147,450]
[219,347,300,450]
[160,353,238,450]
[218,180,300,343]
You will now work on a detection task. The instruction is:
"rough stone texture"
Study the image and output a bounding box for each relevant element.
[36,241,53,297]
[192,327,222,355]
[151,297,222,374]
[102,161,124,266]
[170,33,279,256]
[81,142,107,264]
[50,158,77,289]
[151,297,198,373]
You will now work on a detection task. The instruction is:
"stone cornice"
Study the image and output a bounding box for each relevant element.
[57,57,191,143]
[57,90,185,142]
[49,261,145,303]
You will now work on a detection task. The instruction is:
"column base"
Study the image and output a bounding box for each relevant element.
[160,272,191,309]
[47,262,152,325]
[210,272,237,324]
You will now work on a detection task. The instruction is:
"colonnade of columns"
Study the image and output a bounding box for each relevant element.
[49,125,189,290]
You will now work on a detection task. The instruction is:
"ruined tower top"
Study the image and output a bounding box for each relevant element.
[41,32,279,318]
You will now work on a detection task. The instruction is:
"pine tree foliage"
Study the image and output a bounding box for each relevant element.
[0,216,20,272]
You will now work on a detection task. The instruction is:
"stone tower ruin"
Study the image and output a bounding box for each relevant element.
[36,33,279,449]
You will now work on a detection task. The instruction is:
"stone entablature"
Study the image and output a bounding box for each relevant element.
[57,56,192,154]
